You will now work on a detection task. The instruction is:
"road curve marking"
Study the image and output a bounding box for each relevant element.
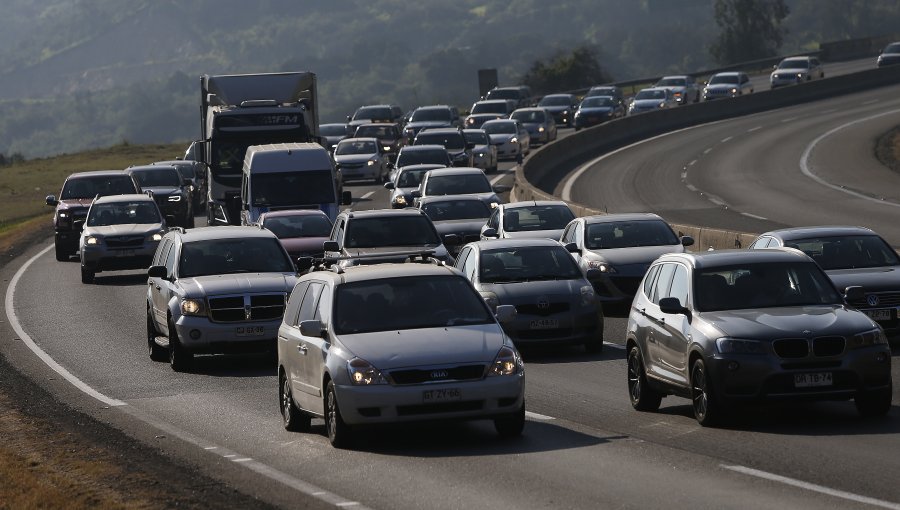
[800,108,900,207]
[862,99,880,105]
[4,244,126,407]
[360,191,375,200]
[720,136,733,143]
[525,411,555,421]
[721,464,900,509]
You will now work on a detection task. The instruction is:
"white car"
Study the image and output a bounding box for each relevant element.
[702,72,753,100]
[277,262,525,448]
[482,119,530,163]
[770,56,824,88]
[462,129,498,173]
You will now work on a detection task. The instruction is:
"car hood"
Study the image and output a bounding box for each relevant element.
[482,278,587,303]
[826,266,900,293]
[58,198,93,210]
[698,305,876,341]
[501,228,564,241]
[488,133,516,144]
[585,244,683,268]
[84,223,163,236]
[705,84,739,91]
[433,219,487,235]
[337,325,506,369]
[280,237,329,256]
[334,154,375,164]
[180,273,297,297]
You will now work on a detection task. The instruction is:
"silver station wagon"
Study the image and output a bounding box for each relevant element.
[626,249,892,425]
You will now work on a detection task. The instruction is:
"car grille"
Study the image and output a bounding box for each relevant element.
[773,338,808,358]
[773,336,846,359]
[812,336,845,357]
[388,364,486,385]
[207,294,286,323]
[516,302,570,316]
[396,400,483,416]
[106,235,145,248]
[850,291,900,309]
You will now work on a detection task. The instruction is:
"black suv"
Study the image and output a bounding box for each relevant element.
[126,165,194,228]
[154,160,207,212]
[413,128,473,167]
[45,170,141,261]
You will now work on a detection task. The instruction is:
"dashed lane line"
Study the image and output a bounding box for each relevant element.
[747,126,762,132]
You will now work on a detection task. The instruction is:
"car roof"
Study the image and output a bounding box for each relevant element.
[503,200,570,210]
[398,164,446,172]
[660,75,690,80]
[425,167,484,177]
[321,122,348,127]
[482,119,517,126]
[541,93,575,99]
[461,129,488,134]
[711,71,742,77]
[67,170,129,179]
[511,107,545,113]
[761,225,877,240]
[582,213,665,224]
[400,144,446,152]
[658,248,811,269]
[475,99,514,104]
[781,56,813,61]
[174,225,278,242]
[415,105,452,110]
[417,194,486,205]
[471,238,564,250]
[356,122,399,129]
[313,262,459,284]
[93,193,154,205]
[340,208,426,219]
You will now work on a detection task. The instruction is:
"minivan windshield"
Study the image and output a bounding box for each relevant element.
[694,262,841,312]
[353,106,391,121]
[251,170,335,207]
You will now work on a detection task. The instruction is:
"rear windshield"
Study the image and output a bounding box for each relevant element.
[425,174,491,195]
[480,246,582,283]
[784,235,900,270]
[179,238,294,277]
[87,201,160,226]
[344,216,440,248]
[263,214,333,239]
[131,169,181,188]
[61,175,136,199]
[585,220,678,249]
[421,199,490,221]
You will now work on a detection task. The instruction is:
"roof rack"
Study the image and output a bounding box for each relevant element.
[298,249,443,275]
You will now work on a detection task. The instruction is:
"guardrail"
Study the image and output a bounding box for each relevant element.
[513,63,900,250]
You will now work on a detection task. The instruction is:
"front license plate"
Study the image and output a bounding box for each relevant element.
[423,388,461,403]
[863,309,893,322]
[794,372,833,388]
[530,319,559,330]
[236,326,265,337]
[116,250,135,257]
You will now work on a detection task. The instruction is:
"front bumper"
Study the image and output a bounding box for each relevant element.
[81,243,159,272]
[338,164,379,181]
[494,142,521,160]
[173,315,281,353]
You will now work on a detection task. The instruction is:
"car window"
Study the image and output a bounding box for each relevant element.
[586,220,678,249]
[643,264,661,298]
[285,281,309,327]
[345,216,440,248]
[297,281,324,326]
[501,205,574,232]
[782,235,900,270]
[463,249,478,280]
[573,222,583,247]
[480,246,582,283]
[750,237,771,249]
[651,263,676,305]
[694,262,842,311]
[668,264,689,305]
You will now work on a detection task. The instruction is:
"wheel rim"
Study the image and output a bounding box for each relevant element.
[692,364,707,419]
[326,389,337,439]
[627,351,641,403]
[281,377,291,423]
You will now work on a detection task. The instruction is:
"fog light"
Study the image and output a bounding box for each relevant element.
[875,352,888,363]
[727,361,740,371]
[190,329,202,340]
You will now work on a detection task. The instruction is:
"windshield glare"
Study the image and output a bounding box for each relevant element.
[695,262,841,312]
[785,235,900,270]
[421,199,490,221]
[336,140,377,155]
[480,246,582,283]
[179,238,294,277]
[482,122,516,134]
[503,205,574,232]
[87,201,160,226]
[61,176,135,199]
[586,220,678,249]
[425,174,491,195]
[251,170,335,207]
[334,276,493,333]
[263,214,332,239]
[345,216,440,248]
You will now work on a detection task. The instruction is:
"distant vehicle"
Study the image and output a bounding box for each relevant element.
[241,143,350,225]
[154,160,207,212]
[277,260,524,447]
[481,201,575,241]
[462,129,498,174]
[626,249,892,425]
[391,145,453,182]
[146,226,298,371]
[258,209,333,262]
[125,165,194,229]
[510,108,557,145]
[413,167,503,208]
[46,170,141,261]
[320,123,351,152]
[702,72,753,100]
[468,99,517,119]
[481,119,530,162]
[584,85,625,105]
[654,75,700,105]
[770,56,824,88]
[455,238,604,352]
[347,104,404,130]
[332,138,391,184]
[876,41,900,67]
[484,86,533,108]
[628,87,677,115]
[560,213,694,308]
[462,113,506,130]
[417,194,492,253]
[403,105,461,139]
[749,226,900,344]
[79,194,165,284]
[384,164,446,209]
[574,96,624,130]
[413,128,473,167]
[537,94,580,126]
[353,122,405,162]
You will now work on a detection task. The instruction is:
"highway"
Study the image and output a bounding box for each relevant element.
[2,56,899,509]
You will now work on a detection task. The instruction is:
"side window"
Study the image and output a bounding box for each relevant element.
[333,219,345,244]
[651,263,676,305]
[314,285,332,325]
[561,224,573,244]
[741,74,749,84]
[643,265,661,298]
[284,282,309,327]
[455,247,471,271]
[573,222,584,247]
[668,264,689,305]
[297,281,325,326]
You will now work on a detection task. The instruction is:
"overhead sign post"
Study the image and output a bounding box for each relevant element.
[478,69,498,99]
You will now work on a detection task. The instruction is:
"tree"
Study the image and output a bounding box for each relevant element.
[710,0,790,65]
[521,46,612,95]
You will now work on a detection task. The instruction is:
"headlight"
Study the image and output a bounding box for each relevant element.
[58,212,69,219]
[796,73,804,79]
[480,291,500,311]
[510,137,518,144]
[367,160,376,166]
[151,232,163,242]
[715,337,765,355]
[730,88,738,94]
[393,195,407,206]
[347,357,387,385]
[85,236,100,246]
[488,345,523,377]
[168,194,182,202]
[587,260,615,273]
[850,328,887,348]
[180,299,205,316]
[659,102,666,108]
[383,145,391,151]
[538,126,545,132]
[580,285,595,307]
[477,152,485,157]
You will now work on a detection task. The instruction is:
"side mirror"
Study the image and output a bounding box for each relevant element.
[384,182,395,190]
[681,236,695,247]
[346,115,352,122]
[296,257,314,273]
[659,297,690,316]
[564,242,580,254]
[492,185,511,193]
[323,240,340,253]
[299,319,325,338]
[481,227,498,239]
[844,286,865,302]
[147,265,167,279]
[443,234,461,247]
[585,268,603,281]
[46,195,58,206]
[341,190,352,205]
[495,305,517,324]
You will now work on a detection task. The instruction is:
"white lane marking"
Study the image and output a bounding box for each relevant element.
[741,212,768,220]
[560,119,732,201]
[224,454,237,458]
[800,108,900,208]
[780,116,798,123]
[722,465,900,510]
[703,148,712,155]
[686,184,698,192]
[525,411,555,421]
[688,159,697,166]
[680,172,687,180]
[720,136,733,143]
[337,503,361,508]
[708,197,726,206]
[862,99,880,105]
[602,341,625,350]
[204,446,218,450]
[233,458,253,463]
[4,244,126,407]
[820,109,837,114]
[747,126,762,132]
[490,170,511,186]
[360,191,375,200]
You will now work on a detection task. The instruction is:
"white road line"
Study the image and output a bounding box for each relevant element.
[780,116,798,123]
[702,148,712,155]
[360,191,375,200]
[800,108,900,208]
[602,341,626,350]
[722,465,900,510]
[233,458,253,463]
[686,184,698,192]
[525,411,555,421]
[720,136,733,143]
[820,108,837,114]
[740,212,768,220]
[688,159,697,166]
[4,244,126,407]
[680,172,687,180]
[490,170,511,186]
[747,126,762,132]
[708,197,726,206]
[862,99,880,105]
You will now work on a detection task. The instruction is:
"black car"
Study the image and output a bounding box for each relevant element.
[876,42,900,67]
[154,160,207,212]
[573,96,624,130]
[413,128,473,167]
[403,105,460,139]
[537,94,580,126]
[585,85,625,105]
[125,165,194,228]
[750,226,900,345]
[484,86,533,108]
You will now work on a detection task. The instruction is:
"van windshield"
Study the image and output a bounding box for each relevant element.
[251,170,335,207]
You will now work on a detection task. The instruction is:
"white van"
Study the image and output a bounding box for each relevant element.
[240,143,351,225]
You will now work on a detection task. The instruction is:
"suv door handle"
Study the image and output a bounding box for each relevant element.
[298,344,308,355]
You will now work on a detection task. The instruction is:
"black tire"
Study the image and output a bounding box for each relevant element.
[80,263,95,284]
[187,211,195,229]
[281,372,311,431]
[855,387,892,417]
[54,242,69,262]
[691,358,724,426]
[584,338,603,354]
[147,309,167,362]
[494,401,526,437]
[627,346,662,411]
[324,380,352,448]
[168,319,193,372]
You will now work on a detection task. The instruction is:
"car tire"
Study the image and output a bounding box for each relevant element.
[627,346,662,411]
[54,242,69,262]
[281,371,311,431]
[187,211,195,229]
[80,263,95,284]
[691,357,725,426]
[325,380,352,448]
[584,337,603,354]
[855,387,892,417]
[494,401,525,438]
[147,309,167,362]
[168,319,193,372]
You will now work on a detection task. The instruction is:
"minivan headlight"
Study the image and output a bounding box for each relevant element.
[716,337,765,355]
[488,345,523,377]
[85,236,100,246]
[347,357,388,385]
[850,328,887,348]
